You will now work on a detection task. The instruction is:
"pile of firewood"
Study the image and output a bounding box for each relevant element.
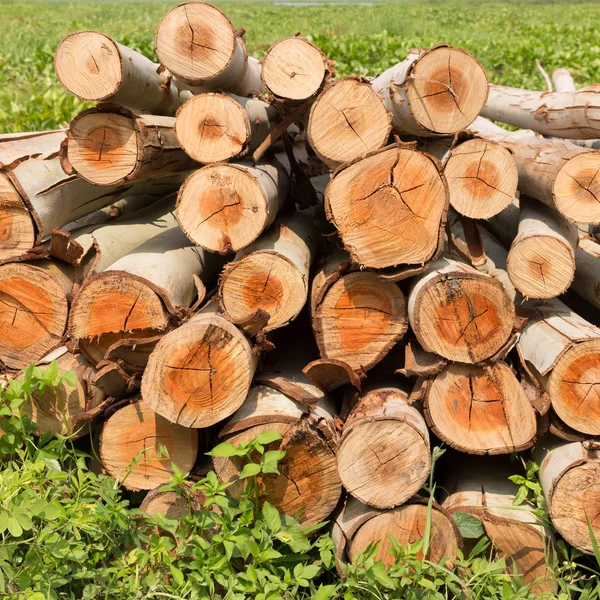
[2,2,600,590]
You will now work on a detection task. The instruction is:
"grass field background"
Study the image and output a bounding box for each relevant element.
[1,1,600,132]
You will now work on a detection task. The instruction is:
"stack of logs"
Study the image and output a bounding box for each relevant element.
[2,2,600,591]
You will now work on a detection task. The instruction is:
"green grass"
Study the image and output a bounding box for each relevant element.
[1,1,600,132]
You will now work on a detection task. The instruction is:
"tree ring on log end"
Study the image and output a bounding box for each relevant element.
[0,173,36,261]
[554,152,600,224]
[55,32,123,101]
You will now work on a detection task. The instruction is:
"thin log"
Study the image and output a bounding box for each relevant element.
[176,159,289,254]
[424,361,537,454]
[534,439,600,555]
[213,384,341,527]
[306,77,391,169]
[140,484,204,518]
[552,68,576,93]
[55,32,184,115]
[64,105,196,186]
[155,2,262,96]
[469,117,600,224]
[572,237,600,309]
[218,211,317,331]
[518,298,600,435]
[371,45,488,136]
[324,145,448,269]
[175,93,278,163]
[99,400,198,491]
[141,303,257,428]
[337,386,430,509]
[408,258,516,363]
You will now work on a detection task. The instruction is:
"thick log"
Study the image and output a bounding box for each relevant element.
[442,461,555,594]
[518,298,600,435]
[0,130,66,168]
[262,37,329,105]
[311,252,408,371]
[422,138,517,219]
[371,45,488,136]
[333,495,460,568]
[325,145,448,269]
[534,439,600,555]
[0,259,84,369]
[572,237,600,309]
[64,106,196,187]
[175,93,277,164]
[142,303,257,428]
[99,400,198,491]
[408,258,515,363]
[337,386,430,509]
[155,2,262,96]
[424,361,536,454]
[214,384,341,527]
[306,77,391,169]
[552,68,576,93]
[219,212,317,332]
[469,117,600,224]
[55,32,184,115]
[176,160,289,254]
[482,83,600,139]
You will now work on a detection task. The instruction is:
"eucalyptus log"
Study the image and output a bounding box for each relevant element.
[175,93,277,163]
[534,439,600,555]
[324,145,448,270]
[371,45,488,136]
[337,386,430,509]
[311,252,408,371]
[213,384,341,527]
[63,106,196,187]
[176,159,289,254]
[424,361,536,454]
[55,32,184,115]
[306,77,391,169]
[552,68,576,93]
[140,484,204,518]
[0,130,66,168]
[99,400,198,491]
[518,298,600,435]
[408,258,515,363]
[142,303,257,428]
[219,212,317,331]
[572,237,600,309]
[155,2,262,96]
[469,117,600,224]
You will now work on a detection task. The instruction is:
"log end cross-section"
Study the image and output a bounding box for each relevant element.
[0,173,36,262]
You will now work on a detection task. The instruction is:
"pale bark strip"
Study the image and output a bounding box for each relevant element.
[64,105,197,187]
[55,31,185,115]
[372,45,488,136]
[552,68,576,93]
[572,237,600,308]
[468,117,600,224]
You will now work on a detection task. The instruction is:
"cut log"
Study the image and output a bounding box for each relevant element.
[64,106,196,187]
[175,93,278,164]
[469,117,600,224]
[333,495,460,568]
[311,252,408,371]
[424,361,537,454]
[572,237,600,309]
[371,45,488,136]
[442,461,556,594]
[69,228,221,366]
[213,384,341,527]
[142,303,257,428]
[50,195,178,272]
[218,212,317,331]
[408,258,515,363]
[262,37,329,105]
[99,400,198,491]
[55,32,184,115]
[0,130,66,168]
[337,386,430,509]
[422,138,517,219]
[324,145,448,269]
[155,2,262,96]
[482,83,600,139]
[302,358,362,392]
[306,77,391,169]
[552,68,576,93]
[506,198,578,299]
[534,439,600,555]
[140,484,204,518]
[518,298,600,435]
[0,259,84,369]
[176,160,289,254]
